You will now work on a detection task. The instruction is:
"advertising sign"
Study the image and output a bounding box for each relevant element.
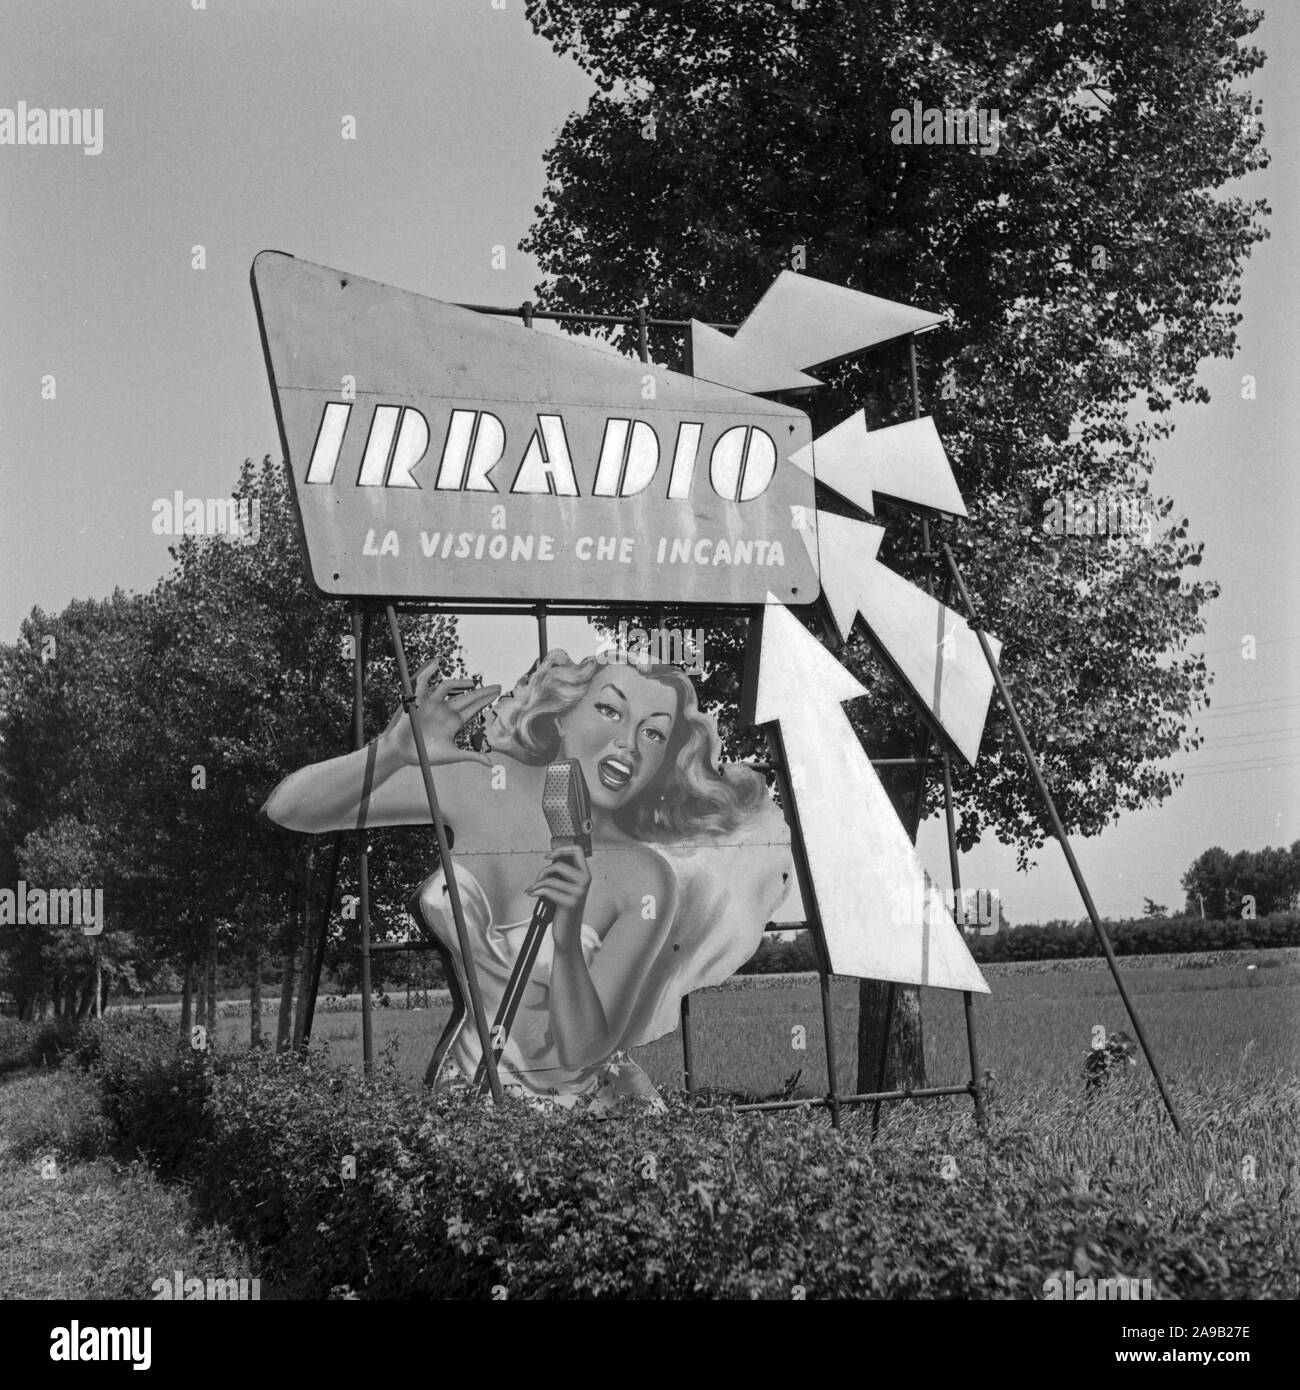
[262,632,989,1106]
[251,252,821,606]
[263,647,798,1106]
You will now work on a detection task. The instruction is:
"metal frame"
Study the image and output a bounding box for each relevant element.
[295,297,1181,1140]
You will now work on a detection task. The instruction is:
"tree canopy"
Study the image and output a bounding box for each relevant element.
[522,0,1269,865]
[0,458,466,1022]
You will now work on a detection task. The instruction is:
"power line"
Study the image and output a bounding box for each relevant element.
[1199,633,1300,657]
[1199,726,1300,745]
[1196,696,1300,718]
[1171,753,1300,775]
[1180,760,1300,779]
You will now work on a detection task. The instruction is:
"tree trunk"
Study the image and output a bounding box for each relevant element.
[205,920,218,1037]
[291,862,315,1052]
[194,955,206,1036]
[856,980,926,1094]
[181,959,194,1037]
[249,936,263,1050]
[275,885,299,1054]
[74,966,95,1023]
[854,764,929,1093]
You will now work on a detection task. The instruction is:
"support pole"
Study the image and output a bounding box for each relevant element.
[653,595,698,1097]
[300,835,342,1048]
[351,605,375,1075]
[939,544,1185,1139]
[383,605,505,1104]
[941,747,988,1132]
[936,567,988,1134]
[765,723,841,1129]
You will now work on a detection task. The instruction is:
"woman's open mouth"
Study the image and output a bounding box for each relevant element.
[597,755,635,792]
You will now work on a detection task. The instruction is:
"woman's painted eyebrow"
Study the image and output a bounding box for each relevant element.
[600,683,672,721]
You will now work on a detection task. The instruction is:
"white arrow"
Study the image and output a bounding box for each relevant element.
[744,598,988,993]
[790,412,968,519]
[816,512,1001,767]
[689,320,823,396]
[733,271,945,372]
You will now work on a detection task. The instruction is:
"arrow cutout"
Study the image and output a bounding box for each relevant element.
[744,599,988,993]
[816,513,1002,767]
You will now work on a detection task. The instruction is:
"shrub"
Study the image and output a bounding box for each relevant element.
[89,1013,213,1181]
[159,1052,1297,1300]
[70,1010,175,1070]
[0,1017,81,1077]
[969,911,1300,964]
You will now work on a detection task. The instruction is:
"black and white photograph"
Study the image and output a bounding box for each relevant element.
[0,0,1295,1354]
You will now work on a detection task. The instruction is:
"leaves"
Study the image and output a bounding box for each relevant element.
[521,0,1267,864]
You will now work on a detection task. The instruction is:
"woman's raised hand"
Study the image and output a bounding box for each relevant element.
[381,661,501,769]
[525,844,593,949]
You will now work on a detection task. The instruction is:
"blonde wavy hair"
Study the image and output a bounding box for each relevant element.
[486,649,769,844]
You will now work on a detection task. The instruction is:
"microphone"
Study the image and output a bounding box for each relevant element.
[474,759,592,1087]
[535,758,594,921]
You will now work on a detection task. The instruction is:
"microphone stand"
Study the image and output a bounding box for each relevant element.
[471,894,555,1092]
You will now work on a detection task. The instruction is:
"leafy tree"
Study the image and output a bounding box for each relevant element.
[522,0,1267,1089]
[1,457,469,1054]
[0,593,149,1018]
[1181,841,1300,918]
[1180,845,1232,918]
[1142,897,1168,918]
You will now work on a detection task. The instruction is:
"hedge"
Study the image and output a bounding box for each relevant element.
[0,1016,81,1077]
[50,1017,1292,1300]
[967,911,1300,963]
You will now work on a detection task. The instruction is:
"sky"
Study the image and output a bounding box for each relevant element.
[1,0,1296,924]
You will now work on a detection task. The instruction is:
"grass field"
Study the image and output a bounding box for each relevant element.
[215,953,1300,1099]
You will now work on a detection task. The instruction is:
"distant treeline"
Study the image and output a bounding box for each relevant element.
[739,912,1300,974]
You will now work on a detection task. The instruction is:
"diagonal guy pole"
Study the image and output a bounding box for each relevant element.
[940,544,1185,1139]
[384,605,505,1105]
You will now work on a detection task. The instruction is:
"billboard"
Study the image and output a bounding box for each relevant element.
[251,252,820,606]
[262,633,989,1107]
[263,647,797,1106]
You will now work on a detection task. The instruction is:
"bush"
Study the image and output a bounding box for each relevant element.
[28,1016,1299,1300]
[0,1017,81,1078]
[70,1010,174,1070]
[150,1052,1295,1300]
[970,911,1300,963]
[736,931,820,974]
[87,1013,213,1181]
